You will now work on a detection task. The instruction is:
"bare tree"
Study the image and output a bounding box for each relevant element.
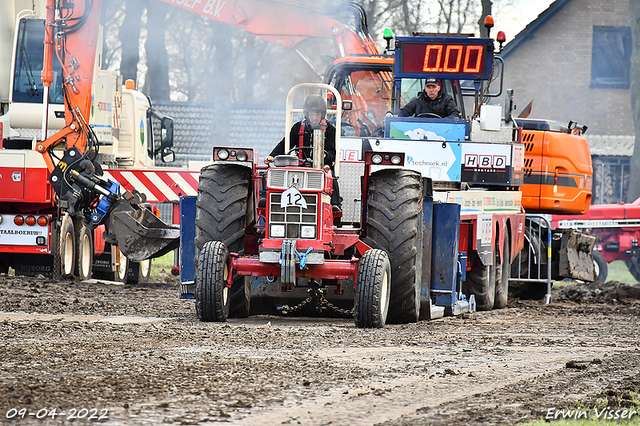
[478,0,492,37]
[627,0,640,202]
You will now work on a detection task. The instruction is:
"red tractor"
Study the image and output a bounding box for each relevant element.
[191,84,424,328]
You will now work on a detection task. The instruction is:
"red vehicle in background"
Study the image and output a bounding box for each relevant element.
[552,199,640,283]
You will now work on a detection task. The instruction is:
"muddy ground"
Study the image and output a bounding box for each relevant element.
[0,275,639,426]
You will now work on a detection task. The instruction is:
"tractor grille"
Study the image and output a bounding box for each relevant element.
[267,169,324,191]
[269,193,318,239]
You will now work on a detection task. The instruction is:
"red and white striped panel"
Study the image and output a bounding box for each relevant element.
[103,169,201,203]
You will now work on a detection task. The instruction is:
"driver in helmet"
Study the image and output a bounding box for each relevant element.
[265,94,341,210]
[397,78,459,119]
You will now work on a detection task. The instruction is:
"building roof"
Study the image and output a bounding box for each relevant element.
[586,134,635,157]
[153,102,286,168]
[500,0,574,59]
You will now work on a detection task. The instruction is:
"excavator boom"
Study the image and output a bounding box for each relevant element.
[155,0,380,56]
[38,0,179,261]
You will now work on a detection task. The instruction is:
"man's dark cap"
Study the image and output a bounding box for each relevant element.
[425,78,439,86]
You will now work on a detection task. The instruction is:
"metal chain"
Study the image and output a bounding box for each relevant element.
[319,292,354,316]
[277,289,354,317]
[277,296,312,315]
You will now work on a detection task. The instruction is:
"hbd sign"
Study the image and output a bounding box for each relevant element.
[464,154,507,169]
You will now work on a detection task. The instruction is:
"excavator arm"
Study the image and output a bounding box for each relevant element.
[155,0,380,58]
[39,0,178,261]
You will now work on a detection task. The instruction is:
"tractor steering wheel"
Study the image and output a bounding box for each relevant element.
[417,112,442,119]
[287,146,313,166]
[286,146,331,167]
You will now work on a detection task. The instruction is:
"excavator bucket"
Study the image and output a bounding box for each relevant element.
[558,230,597,282]
[109,209,180,262]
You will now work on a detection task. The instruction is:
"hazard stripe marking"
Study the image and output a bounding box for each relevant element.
[119,171,157,202]
[168,172,198,197]
[144,172,179,201]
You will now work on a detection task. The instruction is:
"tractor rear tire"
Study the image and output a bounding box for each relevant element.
[593,251,608,283]
[195,164,251,318]
[365,169,423,324]
[463,263,495,311]
[196,241,231,322]
[354,249,391,328]
[494,231,510,309]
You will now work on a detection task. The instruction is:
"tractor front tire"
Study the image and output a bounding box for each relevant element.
[354,249,391,328]
[365,169,423,324]
[195,164,251,318]
[196,241,231,322]
[494,231,511,309]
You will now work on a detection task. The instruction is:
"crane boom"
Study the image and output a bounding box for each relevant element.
[155,0,380,56]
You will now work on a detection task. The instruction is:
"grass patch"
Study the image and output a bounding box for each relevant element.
[608,260,638,284]
[150,250,178,283]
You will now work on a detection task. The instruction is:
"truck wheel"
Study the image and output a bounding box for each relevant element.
[494,231,510,309]
[354,249,391,328]
[59,214,76,279]
[114,247,129,284]
[126,259,152,284]
[593,251,608,283]
[195,164,251,318]
[365,169,423,324]
[74,219,94,281]
[137,260,152,284]
[463,264,495,311]
[196,241,231,322]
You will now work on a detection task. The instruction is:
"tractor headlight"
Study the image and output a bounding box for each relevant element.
[236,150,248,161]
[218,149,229,160]
[270,225,285,238]
[390,154,402,165]
[300,225,316,239]
[371,154,383,164]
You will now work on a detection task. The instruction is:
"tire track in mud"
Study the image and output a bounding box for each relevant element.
[1,275,639,425]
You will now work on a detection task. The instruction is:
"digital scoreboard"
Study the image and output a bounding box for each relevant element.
[395,37,494,80]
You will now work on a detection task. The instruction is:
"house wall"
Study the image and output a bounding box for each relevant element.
[502,0,632,136]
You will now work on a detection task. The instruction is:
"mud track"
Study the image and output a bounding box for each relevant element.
[1,275,639,425]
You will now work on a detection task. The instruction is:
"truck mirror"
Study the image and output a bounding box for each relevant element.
[161,117,174,148]
[161,147,175,163]
[342,100,353,111]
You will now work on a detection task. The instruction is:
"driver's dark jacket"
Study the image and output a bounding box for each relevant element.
[270,120,336,167]
[398,91,459,119]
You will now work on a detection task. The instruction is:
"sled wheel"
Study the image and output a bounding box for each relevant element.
[494,231,511,309]
[196,241,231,322]
[354,249,391,328]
